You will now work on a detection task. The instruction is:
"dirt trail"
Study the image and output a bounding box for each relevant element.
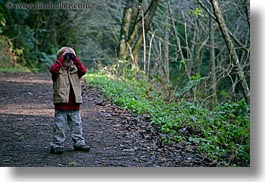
[0,72,209,167]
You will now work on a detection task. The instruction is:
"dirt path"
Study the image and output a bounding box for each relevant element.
[0,72,209,167]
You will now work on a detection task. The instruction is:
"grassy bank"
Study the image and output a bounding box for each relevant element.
[85,71,250,166]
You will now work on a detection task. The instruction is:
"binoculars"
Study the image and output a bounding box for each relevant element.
[65,53,75,60]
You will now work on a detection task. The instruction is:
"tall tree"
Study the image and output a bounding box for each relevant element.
[117,0,160,67]
[117,0,136,62]
[209,0,250,104]
[209,15,217,104]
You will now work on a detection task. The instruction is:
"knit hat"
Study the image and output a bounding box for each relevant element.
[56,46,76,59]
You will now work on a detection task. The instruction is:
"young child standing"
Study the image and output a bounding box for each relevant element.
[50,46,90,154]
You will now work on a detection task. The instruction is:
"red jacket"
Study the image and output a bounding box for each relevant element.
[50,54,87,110]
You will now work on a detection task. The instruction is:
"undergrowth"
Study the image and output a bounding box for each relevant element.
[85,71,250,167]
[0,35,31,73]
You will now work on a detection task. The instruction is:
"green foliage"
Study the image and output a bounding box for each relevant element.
[190,7,205,17]
[85,72,153,114]
[0,35,31,72]
[86,71,250,166]
[0,66,31,73]
[0,0,80,71]
[176,76,208,98]
[152,99,250,166]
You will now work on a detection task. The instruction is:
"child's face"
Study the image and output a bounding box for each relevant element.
[63,54,74,68]
[62,49,75,68]
[63,59,73,67]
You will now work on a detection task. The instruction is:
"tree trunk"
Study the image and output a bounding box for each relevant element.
[167,1,184,61]
[209,16,217,104]
[194,19,201,76]
[117,0,134,61]
[131,0,160,66]
[209,0,250,104]
[164,6,170,84]
[117,0,160,67]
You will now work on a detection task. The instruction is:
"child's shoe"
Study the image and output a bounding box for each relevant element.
[50,146,64,154]
[74,144,90,151]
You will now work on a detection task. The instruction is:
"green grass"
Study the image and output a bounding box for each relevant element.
[0,66,31,73]
[85,72,154,114]
[85,71,250,166]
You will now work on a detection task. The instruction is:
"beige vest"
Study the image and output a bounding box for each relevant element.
[53,65,82,104]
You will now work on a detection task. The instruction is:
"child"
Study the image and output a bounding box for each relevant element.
[49,46,90,154]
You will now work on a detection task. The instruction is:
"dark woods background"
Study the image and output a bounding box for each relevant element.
[0,0,250,166]
[0,0,250,104]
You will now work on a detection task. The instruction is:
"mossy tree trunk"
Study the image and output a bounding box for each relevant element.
[209,0,250,104]
[118,0,160,67]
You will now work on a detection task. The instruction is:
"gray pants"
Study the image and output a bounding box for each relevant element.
[50,110,85,149]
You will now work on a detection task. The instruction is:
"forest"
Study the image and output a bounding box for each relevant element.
[0,0,250,166]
